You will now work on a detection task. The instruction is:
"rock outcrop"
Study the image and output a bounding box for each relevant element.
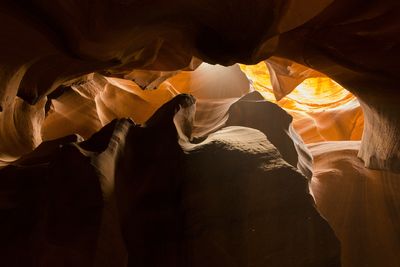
[0,95,340,267]
[226,91,313,178]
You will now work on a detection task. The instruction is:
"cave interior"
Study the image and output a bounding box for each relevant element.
[1,1,400,267]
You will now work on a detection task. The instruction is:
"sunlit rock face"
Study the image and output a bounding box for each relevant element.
[0,95,340,267]
[240,61,364,144]
[39,63,250,147]
[273,0,400,171]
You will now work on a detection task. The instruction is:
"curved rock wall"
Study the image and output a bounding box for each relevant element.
[1,0,399,170]
[274,0,400,171]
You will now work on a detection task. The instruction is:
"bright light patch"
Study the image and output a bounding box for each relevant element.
[239,62,356,112]
[239,62,275,100]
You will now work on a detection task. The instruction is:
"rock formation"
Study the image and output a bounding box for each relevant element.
[0,95,340,266]
[226,91,313,179]
[1,0,399,170]
[273,1,400,171]
[1,1,400,266]
[309,141,400,266]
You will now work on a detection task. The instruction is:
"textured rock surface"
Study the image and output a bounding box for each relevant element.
[0,95,340,266]
[179,126,338,267]
[265,57,324,101]
[0,96,46,161]
[0,0,331,104]
[0,0,399,170]
[310,141,400,267]
[1,2,400,266]
[226,91,313,178]
[274,0,400,171]
[42,63,249,139]
[0,134,115,266]
[357,101,400,171]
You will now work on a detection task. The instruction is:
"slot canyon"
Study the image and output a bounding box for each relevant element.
[0,1,399,266]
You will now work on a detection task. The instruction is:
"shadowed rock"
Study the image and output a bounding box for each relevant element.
[226,91,313,178]
[0,94,339,266]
